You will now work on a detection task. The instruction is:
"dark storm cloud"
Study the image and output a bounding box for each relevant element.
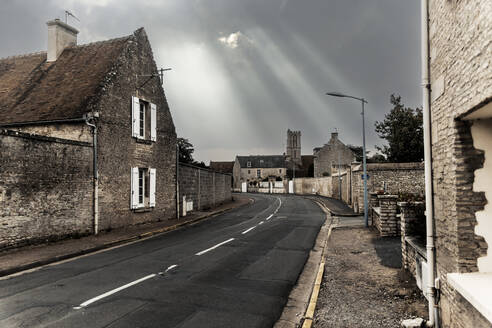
[0,0,421,162]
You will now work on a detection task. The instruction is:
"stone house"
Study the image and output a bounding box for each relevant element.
[313,132,356,177]
[0,20,177,248]
[232,155,287,190]
[424,1,492,327]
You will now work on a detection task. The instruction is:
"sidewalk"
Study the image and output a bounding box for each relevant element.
[304,195,359,217]
[0,195,252,277]
[312,227,427,328]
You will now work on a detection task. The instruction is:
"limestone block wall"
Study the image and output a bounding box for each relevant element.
[351,163,424,214]
[178,163,232,214]
[429,0,492,326]
[373,195,399,237]
[399,202,426,275]
[0,130,93,249]
[292,177,332,197]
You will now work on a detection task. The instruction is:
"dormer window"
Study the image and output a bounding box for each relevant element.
[247,161,251,168]
[132,96,156,142]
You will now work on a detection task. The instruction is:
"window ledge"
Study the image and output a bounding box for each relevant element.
[135,138,153,145]
[447,272,492,323]
[133,207,154,213]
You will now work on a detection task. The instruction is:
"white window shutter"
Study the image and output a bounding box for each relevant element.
[131,167,139,209]
[150,103,157,142]
[132,96,140,138]
[149,168,156,207]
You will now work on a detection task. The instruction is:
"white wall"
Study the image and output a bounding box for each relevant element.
[472,118,492,272]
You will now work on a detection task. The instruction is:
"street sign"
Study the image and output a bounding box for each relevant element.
[361,174,370,180]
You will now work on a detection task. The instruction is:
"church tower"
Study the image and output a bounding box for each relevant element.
[286,129,301,164]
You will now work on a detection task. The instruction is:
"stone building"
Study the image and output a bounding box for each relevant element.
[313,132,356,177]
[0,20,177,248]
[232,155,287,190]
[426,1,492,327]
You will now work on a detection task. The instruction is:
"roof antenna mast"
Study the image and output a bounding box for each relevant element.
[64,10,80,24]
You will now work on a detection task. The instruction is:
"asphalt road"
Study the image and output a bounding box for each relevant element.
[0,194,325,328]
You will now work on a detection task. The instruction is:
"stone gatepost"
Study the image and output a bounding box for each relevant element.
[377,195,399,236]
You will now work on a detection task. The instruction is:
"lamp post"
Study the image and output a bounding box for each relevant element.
[325,92,369,227]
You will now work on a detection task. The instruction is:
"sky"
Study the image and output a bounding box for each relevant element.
[0,0,422,163]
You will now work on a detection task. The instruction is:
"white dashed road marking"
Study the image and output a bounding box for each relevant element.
[195,238,235,256]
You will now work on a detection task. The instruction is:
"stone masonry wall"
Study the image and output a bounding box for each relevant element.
[373,195,399,237]
[352,163,424,214]
[95,29,177,229]
[292,177,332,197]
[0,130,93,249]
[178,163,232,214]
[429,0,492,326]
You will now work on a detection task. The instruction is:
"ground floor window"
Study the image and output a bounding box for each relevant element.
[131,167,156,209]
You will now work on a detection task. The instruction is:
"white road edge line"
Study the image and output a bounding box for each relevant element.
[259,221,264,225]
[195,238,235,256]
[266,214,273,221]
[74,273,156,309]
[165,264,178,272]
[242,226,256,234]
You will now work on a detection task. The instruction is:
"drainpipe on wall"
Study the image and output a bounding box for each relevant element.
[85,112,99,235]
[176,144,179,220]
[421,0,439,326]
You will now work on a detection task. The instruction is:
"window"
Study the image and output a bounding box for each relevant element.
[132,96,157,142]
[247,161,251,168]
[257,169,261,178]
[248,170,251,174]
[131,167,156,209]
[279,169,282,174]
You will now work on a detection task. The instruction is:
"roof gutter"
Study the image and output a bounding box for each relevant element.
[0,117,86,127]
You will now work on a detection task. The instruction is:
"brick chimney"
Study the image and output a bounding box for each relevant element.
[331,131,339,141]
[46,19,78,62]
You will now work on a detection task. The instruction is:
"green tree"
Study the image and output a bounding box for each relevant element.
[347,144,363,162]
[375,95,424,162]
[177,137,194,164]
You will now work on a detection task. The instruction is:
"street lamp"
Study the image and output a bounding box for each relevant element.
[325,92,369,228]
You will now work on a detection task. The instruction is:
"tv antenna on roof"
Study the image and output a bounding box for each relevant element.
[64,10,80,24]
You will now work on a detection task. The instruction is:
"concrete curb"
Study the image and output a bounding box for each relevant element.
[273,200,334,328]
[301,202,334,328]
[0,198,253,278]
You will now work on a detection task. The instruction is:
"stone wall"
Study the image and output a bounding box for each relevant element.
[178,163,232,214]
[372,195,399,237]
[429,0,492,326]
[94,28,177,229]
[400,202,426,276]
[293,177,332,197]
[0,130,93,249]
[351,162,424,214]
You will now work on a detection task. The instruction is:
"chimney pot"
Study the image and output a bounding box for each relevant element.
[46,19,78,62]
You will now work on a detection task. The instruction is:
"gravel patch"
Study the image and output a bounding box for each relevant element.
[313,227,427,328]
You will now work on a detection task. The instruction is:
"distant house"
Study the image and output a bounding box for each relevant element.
[0,19,177,248]
[313,132,356,177]
[233,155,287,190]
[209,161,234,175]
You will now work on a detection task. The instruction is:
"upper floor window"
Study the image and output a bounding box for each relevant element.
[132,96,156,142]
[247,161,251,168]
[257,169,261,178]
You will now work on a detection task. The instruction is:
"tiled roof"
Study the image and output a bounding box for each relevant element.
[209,161,234,174]
[0,34,132,125]
[237,155,287,169]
